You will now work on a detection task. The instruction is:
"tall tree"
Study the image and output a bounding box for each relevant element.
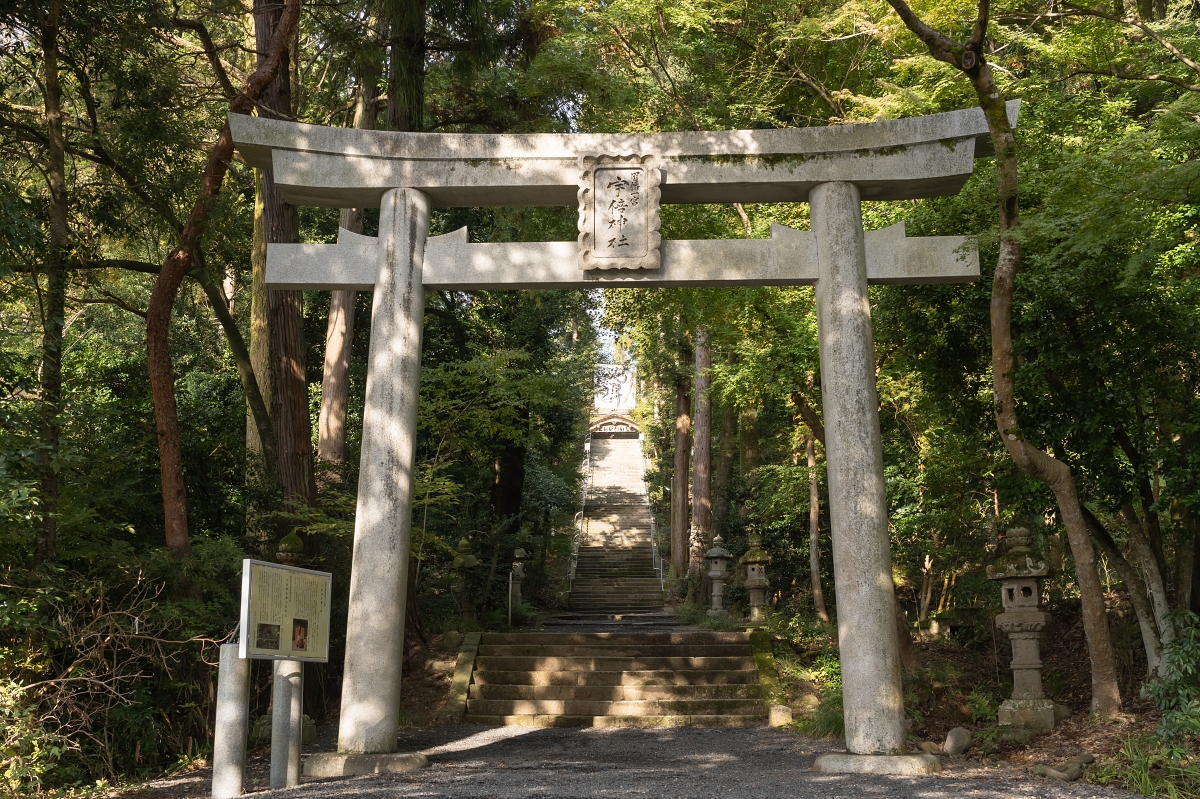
[670,353,692,579]
[145,0,301,559]
[35,0,67,565]
[690,327,712,568]
[884,0,1123,714]
[254,0,317,524]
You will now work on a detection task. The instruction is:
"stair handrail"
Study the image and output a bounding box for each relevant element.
[642,441,665,596]
[565,438,591,599]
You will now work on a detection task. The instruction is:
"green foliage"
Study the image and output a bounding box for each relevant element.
[0,680,70,795]
[1148,612,1200,758]
[1091,736,1200,799]
[966,688,998,724]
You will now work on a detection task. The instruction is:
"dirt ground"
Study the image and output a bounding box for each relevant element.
[110,626,1158,798]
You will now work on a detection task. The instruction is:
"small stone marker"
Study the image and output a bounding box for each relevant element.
[769,704,793,727]
[944,726,972,756]
[577,155,661,271]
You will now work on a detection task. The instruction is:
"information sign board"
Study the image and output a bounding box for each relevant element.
[238,559,332,662]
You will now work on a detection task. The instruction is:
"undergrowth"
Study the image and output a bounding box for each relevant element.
[1091,737,1200,799]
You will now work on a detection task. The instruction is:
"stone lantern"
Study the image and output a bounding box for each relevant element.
[705,534,732,616]
[740,532,771,622]
[987,526,1056,734]
[511,547,528,604]
[276,533,305,566]
[453,537,480,620]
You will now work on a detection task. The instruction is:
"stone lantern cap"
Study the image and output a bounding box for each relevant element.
[454,537,480,569]
[705,534,732,563]
[986,527,1049,580]
[739,532,770,566]
[277,533,305,566]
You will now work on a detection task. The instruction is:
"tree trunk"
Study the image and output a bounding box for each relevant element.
[247,178,276,479]
[1084,505,1164,677]
[807,433,829,623]
[145,0,300,560]
[384,0,426,132]
[670,372,692,579]
[690,328,712,571]
[885,0,1123,714]
[255,0,316,527]
[1122,504,1176,646]
[36,0,66,566]
[738,408,758,520]
[318,73,379,469]
[192,265,278,478]
[1174,517,1194,612]
[918,557,934,622]
[712,404,736,531]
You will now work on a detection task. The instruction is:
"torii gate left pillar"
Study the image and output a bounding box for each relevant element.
[230,102,1018,777]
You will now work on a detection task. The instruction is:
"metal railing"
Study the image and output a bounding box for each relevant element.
[564,440,591,600]
[643,442,665,597]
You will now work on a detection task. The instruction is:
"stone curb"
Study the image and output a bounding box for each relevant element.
[438,631,482,724]
[302,752,429,778]
[748,630,788,718]
[813,753,943,775]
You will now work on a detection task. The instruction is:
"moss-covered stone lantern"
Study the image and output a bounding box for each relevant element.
[740,532,771,622]
[986,526,1056,734]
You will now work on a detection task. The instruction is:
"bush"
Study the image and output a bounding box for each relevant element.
[967,688,998,723]
[0,680,70,795]
[1147,611,1200,760]
[1091,736,1200,799]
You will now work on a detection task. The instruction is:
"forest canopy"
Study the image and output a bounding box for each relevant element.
[2,0,1200,793]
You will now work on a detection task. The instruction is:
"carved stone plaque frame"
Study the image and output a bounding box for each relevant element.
[577,154,661,271]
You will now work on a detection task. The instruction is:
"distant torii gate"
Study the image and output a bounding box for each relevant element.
[230,102,1018,774]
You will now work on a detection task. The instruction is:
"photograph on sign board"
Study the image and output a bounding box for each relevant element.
[292,618,308,651]
[256,623,280,650]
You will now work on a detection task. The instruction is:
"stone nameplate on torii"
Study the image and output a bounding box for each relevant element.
[577,155,661,271]
[230,100,1020,774]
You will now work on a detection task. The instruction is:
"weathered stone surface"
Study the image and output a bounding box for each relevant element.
[918,741,941,754]
[813,753,942,775]
[229,102,1021,209]
[999,698,1056,734]
[302,752,429,778]
[944,726,973,756]
[442,630,464,651]
[337,189,430,755]
[438,632,482,724]
[768,704,793,727]
[211,643,250,799]
[266,222,978,291]
[270,659,303,788]
[812,181,905,756]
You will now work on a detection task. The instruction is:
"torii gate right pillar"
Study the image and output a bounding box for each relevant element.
[811,181,907,758]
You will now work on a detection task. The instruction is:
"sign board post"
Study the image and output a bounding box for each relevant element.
[212,560,332,797]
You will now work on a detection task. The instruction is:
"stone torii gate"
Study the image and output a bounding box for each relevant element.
[230,102,1018,774]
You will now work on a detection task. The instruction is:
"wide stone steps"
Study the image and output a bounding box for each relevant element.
[475,655,753,671]
[470,683,763,700]
[477,643,750,657]
[461,714,765,728]
[465,698,763,716]
[462,631,767,728]
[471,669,761,687]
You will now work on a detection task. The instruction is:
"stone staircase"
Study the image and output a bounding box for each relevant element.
[462,631,767,727]
[570,438,662,613]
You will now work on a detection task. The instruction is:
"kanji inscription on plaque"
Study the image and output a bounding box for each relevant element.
[577,155,661,270]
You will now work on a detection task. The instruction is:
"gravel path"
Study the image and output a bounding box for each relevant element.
[265,725,1136,799]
